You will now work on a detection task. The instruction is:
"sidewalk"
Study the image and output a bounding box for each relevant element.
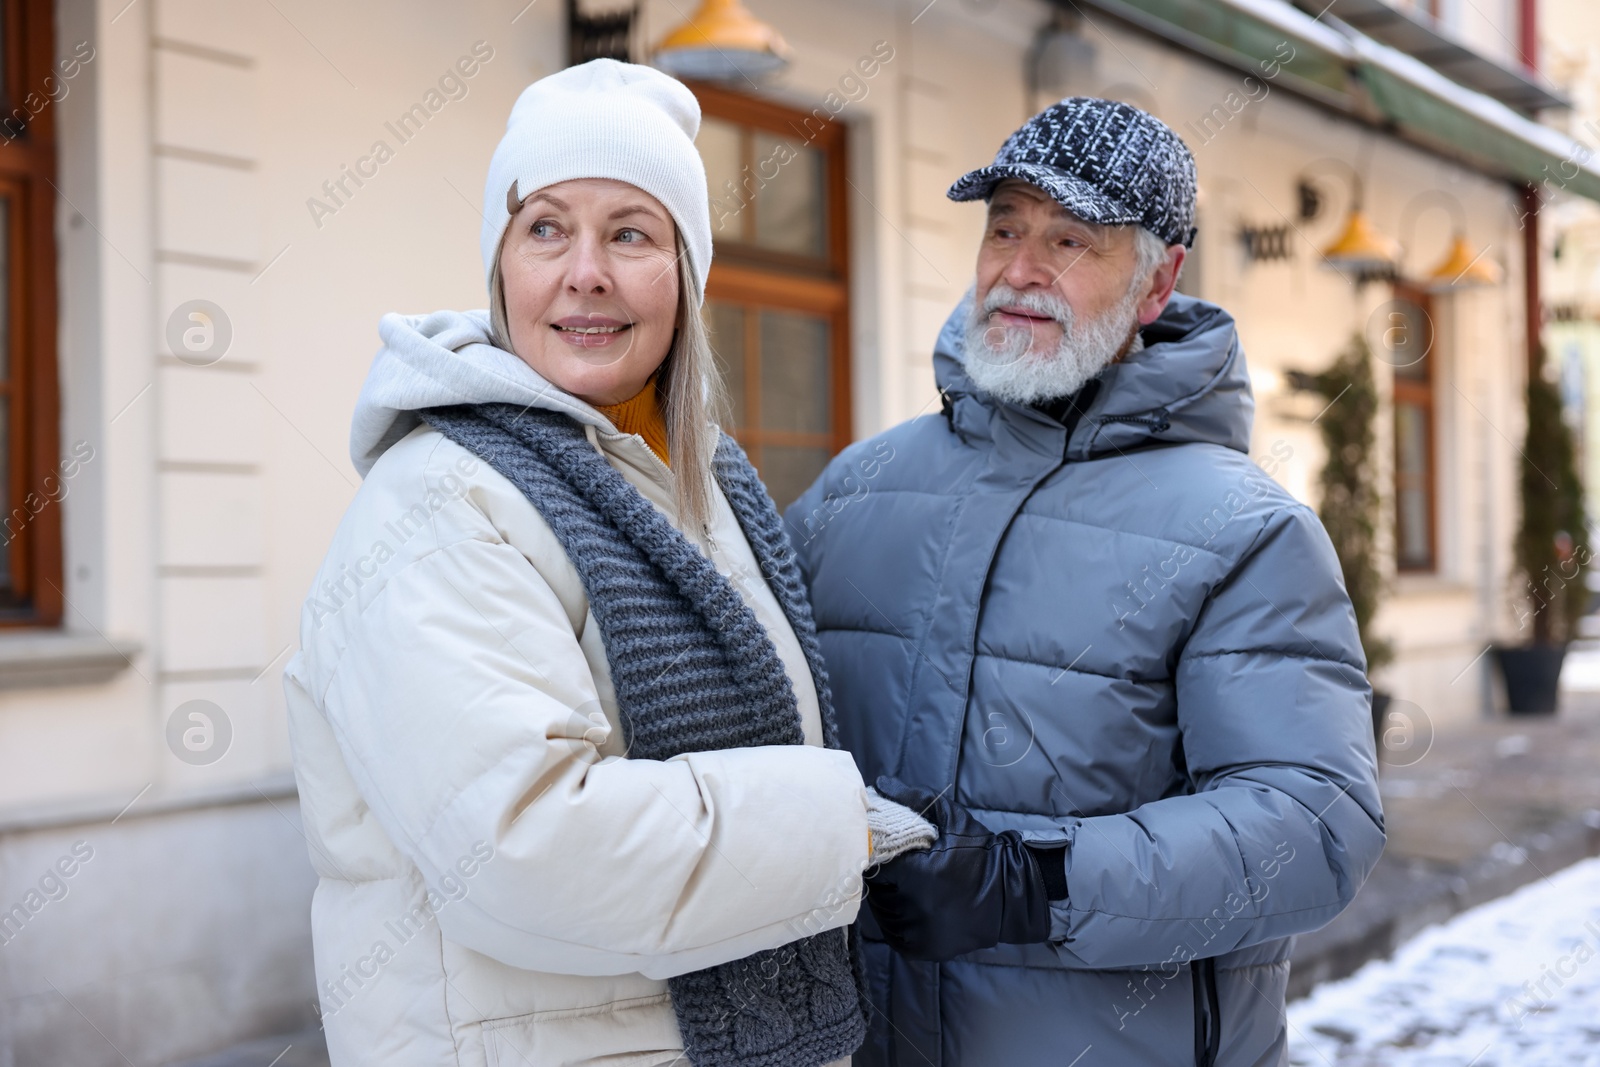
[1288,641,1600,999]
[1287,855,1600,1064]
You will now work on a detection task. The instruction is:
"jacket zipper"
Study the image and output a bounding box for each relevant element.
[1098,407,1172,433]
[1191,957,1222,1067]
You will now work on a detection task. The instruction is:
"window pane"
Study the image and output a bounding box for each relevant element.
[697,118,744,243]
[0,396,11,592]
[752,133,825,258]
[759,310,830,434]
[1395,401,1432,567]
[0,197,8,380]
[1396,402,1428,476]
[1398,485,1430,566]
[0,198,9,592]
[759,445,831,513]
[705,301,746,429]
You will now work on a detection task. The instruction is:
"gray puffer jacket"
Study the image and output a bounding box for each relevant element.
[785,292,1385,1067]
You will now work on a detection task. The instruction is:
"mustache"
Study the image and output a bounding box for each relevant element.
[978,284,1072,327]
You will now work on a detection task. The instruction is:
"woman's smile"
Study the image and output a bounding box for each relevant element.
[551,313,634,348]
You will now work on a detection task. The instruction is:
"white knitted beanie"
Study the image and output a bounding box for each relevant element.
[480,59,713,305]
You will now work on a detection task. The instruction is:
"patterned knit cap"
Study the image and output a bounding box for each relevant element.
[947,96,1198,248]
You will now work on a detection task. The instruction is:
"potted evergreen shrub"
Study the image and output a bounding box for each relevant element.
[1298,333,1394,747]
[1493,357,1590,714]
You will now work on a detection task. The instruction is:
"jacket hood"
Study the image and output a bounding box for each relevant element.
[350,309,614,477]
[931,290,1254,458]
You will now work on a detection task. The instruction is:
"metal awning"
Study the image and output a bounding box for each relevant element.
[1063,0,1600,203]
[1350,29,1600,202]
[1056,0,1357,109]
[1291,0,1568,113]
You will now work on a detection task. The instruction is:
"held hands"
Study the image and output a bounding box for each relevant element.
[863,775,1061,962]
[866,784,939,862]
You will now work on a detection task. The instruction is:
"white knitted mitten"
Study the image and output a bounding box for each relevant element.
[865,785,939,864]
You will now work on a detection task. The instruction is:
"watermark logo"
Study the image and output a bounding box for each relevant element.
[1183,42,1296,147]
[166,699,232,766]
[1503,919,1600,1029]
[315,841,495,1019]
[306,41,495,230]
[786,439,895,546]
[1378,698,1432,768]
[1365,299,1432,370]
[166,300,233,367]
[0,841,94,948]
[974,697,1035,769]
[1,41,94,146]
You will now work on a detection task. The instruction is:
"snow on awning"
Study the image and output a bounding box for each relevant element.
[1066,0,1357,110]
[1348,29,1600,203]
[1066,0,1600,204]
[1292,0,1569,113]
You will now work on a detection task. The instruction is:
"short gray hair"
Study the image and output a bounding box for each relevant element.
[1131,225,1176,293]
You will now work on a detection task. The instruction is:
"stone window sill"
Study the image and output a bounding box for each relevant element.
[0,630,142,689]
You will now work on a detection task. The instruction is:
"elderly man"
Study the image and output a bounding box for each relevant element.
[786,97,1384,1066]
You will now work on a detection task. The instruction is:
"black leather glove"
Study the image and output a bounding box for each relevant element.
[864,775,1064,962]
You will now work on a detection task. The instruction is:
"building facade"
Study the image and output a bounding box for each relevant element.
[1542,0,1600,571]
[1,0,1596,1063]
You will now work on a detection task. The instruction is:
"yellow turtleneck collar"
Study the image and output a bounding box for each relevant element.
[595,372,670,468]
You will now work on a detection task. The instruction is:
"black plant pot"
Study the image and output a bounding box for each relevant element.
[1371,689,1392,758]
[1492,643,1568,715]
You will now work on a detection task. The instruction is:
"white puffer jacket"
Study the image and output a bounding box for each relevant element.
[282,309,869,1067]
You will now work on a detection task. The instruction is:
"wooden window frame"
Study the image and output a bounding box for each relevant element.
[0,0,63,626]
[690,82,853,466]
[1391,281,1438,574]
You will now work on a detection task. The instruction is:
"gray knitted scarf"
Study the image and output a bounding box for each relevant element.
[419,401,869,1067]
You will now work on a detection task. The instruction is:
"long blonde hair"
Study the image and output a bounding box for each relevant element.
[487,229,727,536]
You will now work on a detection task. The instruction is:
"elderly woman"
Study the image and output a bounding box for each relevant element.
[282,59,936,1067]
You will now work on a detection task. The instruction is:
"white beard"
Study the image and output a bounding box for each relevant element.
[961,281,1144,406]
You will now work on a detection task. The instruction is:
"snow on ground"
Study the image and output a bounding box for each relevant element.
[1288,856,1600,1066]
[1560,640,1600,691]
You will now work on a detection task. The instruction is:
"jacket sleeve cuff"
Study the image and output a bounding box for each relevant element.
[1026,843,1070,899]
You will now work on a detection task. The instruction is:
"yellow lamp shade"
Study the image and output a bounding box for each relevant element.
[654,0,792,81]
[1425,233,1503,290]
[1320,207,1402,272]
